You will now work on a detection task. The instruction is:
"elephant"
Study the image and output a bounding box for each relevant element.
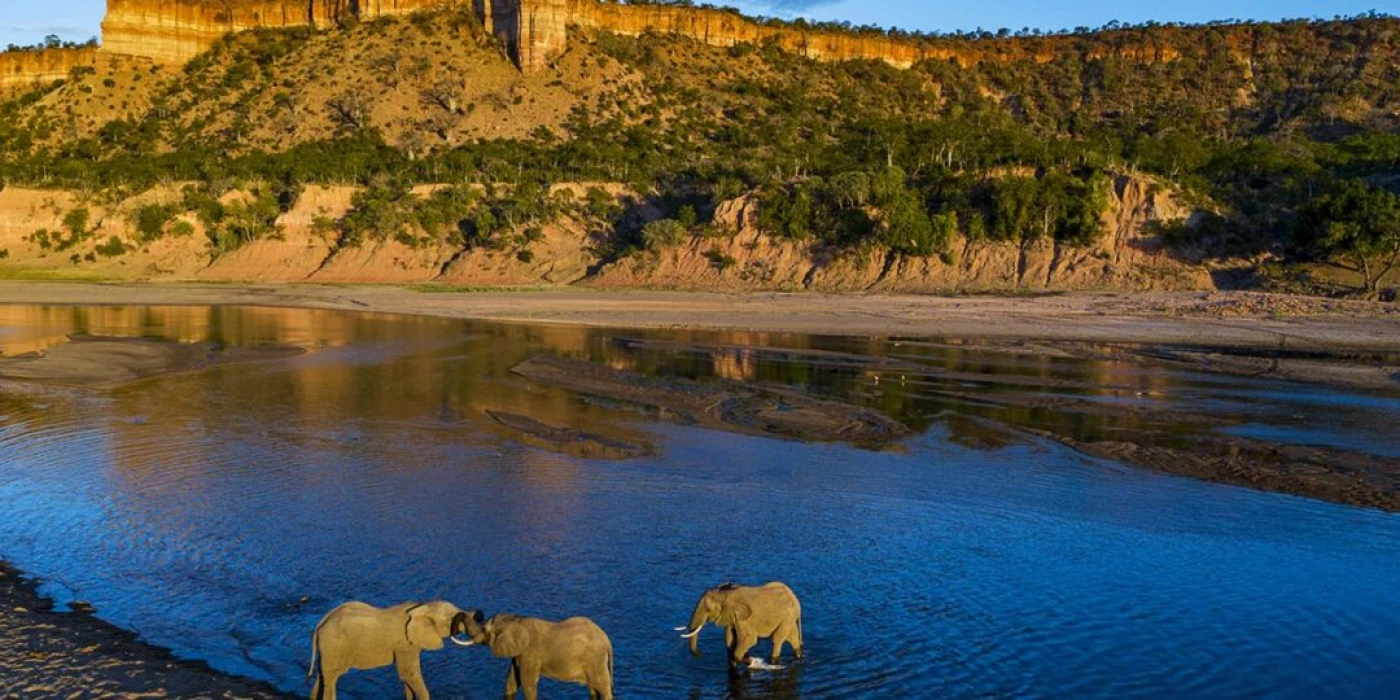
[678,582,803,669]
[456,612,614,700]
[307,600,481,700]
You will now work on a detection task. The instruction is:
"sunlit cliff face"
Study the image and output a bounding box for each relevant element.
[8,0,1194,92]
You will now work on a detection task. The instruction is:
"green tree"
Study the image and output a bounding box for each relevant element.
[1294,179,1400,295]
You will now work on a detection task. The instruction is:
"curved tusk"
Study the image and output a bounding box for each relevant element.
[449,636,476,647]
[680,625,705,639]
[673,626,690,631]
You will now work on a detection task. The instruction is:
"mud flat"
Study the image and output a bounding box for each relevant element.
[1050,432,1400,512]
[0,561,290,699]
[511,355,910,447]
[0,335,303,388]
[0,284,1396,380]
[487,409,652,459]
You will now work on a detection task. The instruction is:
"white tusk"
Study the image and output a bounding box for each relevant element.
[449,636,476,647]
[673,626,689,631]
[680,625,705,639]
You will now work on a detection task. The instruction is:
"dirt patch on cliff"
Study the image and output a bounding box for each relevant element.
[0,561,290,699]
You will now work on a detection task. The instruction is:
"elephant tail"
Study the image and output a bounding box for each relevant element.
[307,609,333,686]
[306,632,319,686]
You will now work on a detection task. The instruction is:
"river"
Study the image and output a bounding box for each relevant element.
[0,304,1398,698]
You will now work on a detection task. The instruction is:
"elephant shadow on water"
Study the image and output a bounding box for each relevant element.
[685,665,804,700]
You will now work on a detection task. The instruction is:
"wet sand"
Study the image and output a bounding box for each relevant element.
[1,282,1396,392]
[0,335,304,387]
[0,283,1392,348]
[0,562,291,698]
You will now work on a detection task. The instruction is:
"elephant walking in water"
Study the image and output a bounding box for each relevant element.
[456,612,614,699]
[678,582,803,669]
[307,600,480,700]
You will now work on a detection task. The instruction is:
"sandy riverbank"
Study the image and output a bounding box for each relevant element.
[0,562,290,698]
[1,282,1397,391]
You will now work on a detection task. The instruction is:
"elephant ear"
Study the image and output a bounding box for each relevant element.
[490,621,530,659]
[406,606,445,651]
[720,600,752,626]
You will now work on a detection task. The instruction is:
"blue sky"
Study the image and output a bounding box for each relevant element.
[0,0,1388,49]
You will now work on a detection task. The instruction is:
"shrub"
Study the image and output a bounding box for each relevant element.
[63,208,90,237]
[704,247,737,271]
[641,218,689,249]
[133,203,176,241]
[95,236,128,257]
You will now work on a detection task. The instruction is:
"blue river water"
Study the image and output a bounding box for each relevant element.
[0,305,1397,698]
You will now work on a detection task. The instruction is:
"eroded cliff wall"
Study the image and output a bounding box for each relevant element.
[6,0,1189,86]
[0,177,1213,291]
[0,48,100,90]
[99,0,454,63]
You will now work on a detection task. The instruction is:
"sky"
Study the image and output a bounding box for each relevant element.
[0,0,1390,49]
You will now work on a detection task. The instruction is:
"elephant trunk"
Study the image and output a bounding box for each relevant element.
[450,609,487,647]
[684,607,709,656]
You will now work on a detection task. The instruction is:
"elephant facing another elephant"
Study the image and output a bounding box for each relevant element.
[456,613,615,700]
[678,582,804,669]
[304,582,802,697]
[307,600,479,700]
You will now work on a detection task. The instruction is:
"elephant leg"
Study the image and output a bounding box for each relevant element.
[590,659,614,700]
[396,651,429,700]
[771,626,791,663]
[504,660,520,698]
[517,661,542,700]
[725,626,736,657]
[731,629,759,668]
[314,667,343,700]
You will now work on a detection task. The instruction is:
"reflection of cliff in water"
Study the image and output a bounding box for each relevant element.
[4,304,1398,510]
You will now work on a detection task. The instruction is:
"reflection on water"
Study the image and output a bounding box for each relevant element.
[0,305,1399,698]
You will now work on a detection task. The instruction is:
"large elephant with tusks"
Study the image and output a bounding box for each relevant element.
[678,582,803,669]
[307,600,480,700]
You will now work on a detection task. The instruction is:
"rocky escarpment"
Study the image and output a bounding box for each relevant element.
[0,48,100,90]
[587,176,1213,293]
[99,0,452,64]
[0,176,1215,292]
[3,0,1203,89]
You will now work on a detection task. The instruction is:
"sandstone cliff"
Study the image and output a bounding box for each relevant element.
[0,48,100,91]
[586,176,1211,293]
[100,0,453,63]
[0,177,1214,292]
[5,0,1201,89]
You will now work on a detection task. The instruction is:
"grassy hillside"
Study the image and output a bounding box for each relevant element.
[0,8,1397,293]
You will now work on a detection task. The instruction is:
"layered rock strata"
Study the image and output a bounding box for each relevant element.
[4,0,1193,88]
[0,48,100,90]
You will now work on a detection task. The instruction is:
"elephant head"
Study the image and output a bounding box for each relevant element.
[454,613,533,658]
[406,601,482,651]
[680,584,750,656]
